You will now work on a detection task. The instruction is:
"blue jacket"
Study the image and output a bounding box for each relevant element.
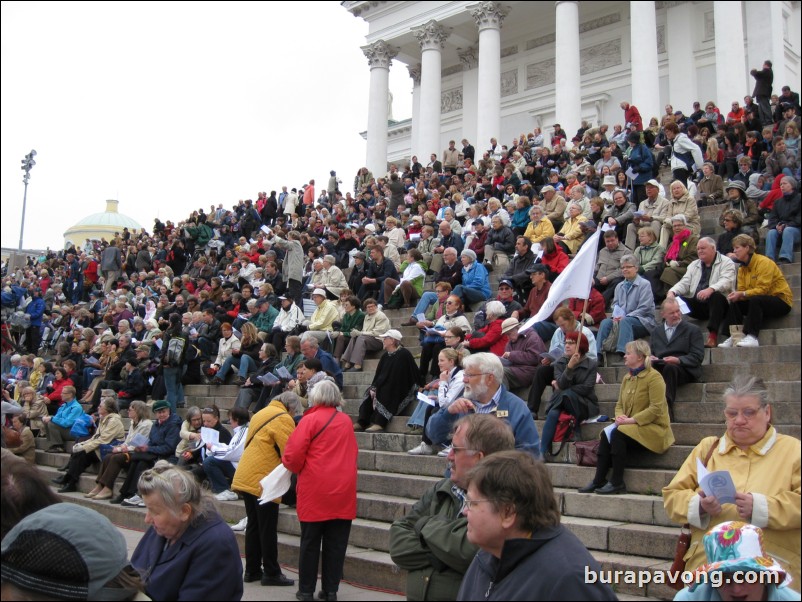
[315,348,343,389]
[131,511,243,601]
[25,297,46,327]
[426,385,540,458]
[146,413,182,458]
[461,262,491,298]
[52,399,84,430]
[627,143,654,185]
[612,275,656,331]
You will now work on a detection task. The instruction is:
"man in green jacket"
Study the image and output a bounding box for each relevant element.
[388,414,515,600]
[250,298,279,341]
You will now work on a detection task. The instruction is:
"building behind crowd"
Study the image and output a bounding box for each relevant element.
[62,200,143,249]
[344,0,802,174]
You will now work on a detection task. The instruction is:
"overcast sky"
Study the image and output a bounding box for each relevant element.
[1,1,414,251]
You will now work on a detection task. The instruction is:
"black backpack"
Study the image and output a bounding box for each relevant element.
[164,335,188,367]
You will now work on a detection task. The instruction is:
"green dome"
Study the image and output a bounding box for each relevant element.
[69,200,143,231]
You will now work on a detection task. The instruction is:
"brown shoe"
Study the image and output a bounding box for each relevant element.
[401,318,418,327]
[353,423,364,432]
[705,332,718,348]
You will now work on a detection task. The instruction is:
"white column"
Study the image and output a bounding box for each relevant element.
[714,1,747,108]
[470,2,509,152]
[459,47,479,146]
[744,1,786,92]
[555,1,581,141]
[630,1,660,121]
[362,40,398,177]
[408,63,422,165]
[413,20,451,162]
[666,2,697,113]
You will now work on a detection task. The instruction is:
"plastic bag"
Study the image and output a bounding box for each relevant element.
[258,463,292,504]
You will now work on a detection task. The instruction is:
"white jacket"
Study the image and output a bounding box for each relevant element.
[274,304,304,332]
[214,334,241,367]
[669,252,737,298]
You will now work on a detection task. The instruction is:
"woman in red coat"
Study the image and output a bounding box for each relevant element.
[283,380,358,601]
[465,301,508,357]
[45,366,75,413]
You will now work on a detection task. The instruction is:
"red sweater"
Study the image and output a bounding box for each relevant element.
[541,249,570,276]
[466,319,508,356]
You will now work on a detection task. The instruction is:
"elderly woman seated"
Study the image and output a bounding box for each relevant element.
[418,295,473,380]
[131,461,243,600]
[453,249,491,307]
[340,298,391,372]
[663,376,801,585]
[464,301,508,357]
[354,330,424,433]
[653,214,699,301]
[554,202,588,255]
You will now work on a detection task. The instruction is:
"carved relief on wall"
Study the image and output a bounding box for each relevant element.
[525,58,556,89]
[501,69,518,97]
[441,86,463,113]
[579,38,621,75]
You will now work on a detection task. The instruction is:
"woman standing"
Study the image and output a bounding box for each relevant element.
[283,380,358,601]
[579,340,674,495]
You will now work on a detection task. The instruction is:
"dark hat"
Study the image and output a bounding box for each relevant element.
[498,279,514,288]
[152,399,170,412]
[0,503,128,600]
[526,264,549,275]
[579,220,597,230]
[628,132,642,143]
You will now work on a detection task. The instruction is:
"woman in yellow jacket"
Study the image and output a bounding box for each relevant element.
[553,202,588,255]
[663,375,800,585]
[578,339,674,495]
[718,234,793,349]
[523,205,555,245]
[232,394,297,586]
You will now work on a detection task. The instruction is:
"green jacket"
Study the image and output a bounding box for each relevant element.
[250,305,279,333]
[389,478,478,601]
[399,260,428,297]
[340,309,365,338]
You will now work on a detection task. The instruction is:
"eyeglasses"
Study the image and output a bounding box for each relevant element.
[445,301,458,305]
[461,497,491,512]
[724,407,764,420]
[462,372,488,380]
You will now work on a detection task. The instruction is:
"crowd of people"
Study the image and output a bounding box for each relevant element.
[1,71,801,600]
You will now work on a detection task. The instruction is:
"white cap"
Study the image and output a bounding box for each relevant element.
[377,329,402,341]
[312,288,327,297]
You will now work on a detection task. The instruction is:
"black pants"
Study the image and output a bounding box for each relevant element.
[65,449,98,483]
[593,428,647,487]
[25,325,41,354]
[243,493,281,578]
[419,342,444,379]
[527,364,555,416]
[728,296,792,337]
[287,279,303,310]
[298,519,352,595]
[90,379,123,412]
[119,452,157,497]
[652,362,694,417]
[680,292,729,334]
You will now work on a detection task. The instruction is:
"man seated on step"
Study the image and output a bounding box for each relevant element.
[648,298,705,421]
[389,414,516,601]
[426,353,540,458]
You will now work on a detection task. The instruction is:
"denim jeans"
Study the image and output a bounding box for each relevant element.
[540,407,562,456]
[217,355,243,380]
[452,285,487,307]
[163,366,185,413]
[596,317,651,354]
[765,226,800,262]
[410,291,438,320]
[203,456,236,493]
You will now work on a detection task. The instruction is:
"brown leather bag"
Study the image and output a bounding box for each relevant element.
[666,438,720,590]
[3,426,22,448]
[573,439,600,467]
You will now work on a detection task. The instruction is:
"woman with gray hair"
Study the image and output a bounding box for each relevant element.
[595,254,656,356]
[657,214,699,297]
[464,300,508,356]
[131,461,243,601]
[283,380,358,601]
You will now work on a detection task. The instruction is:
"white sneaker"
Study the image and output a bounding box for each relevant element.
[215,490,239,501]
[231,517,248,531]
[718,337,734,348]
[408,442,434,455]
[736,334,760,348]
[437,445,452,457]
[121,494,144,507]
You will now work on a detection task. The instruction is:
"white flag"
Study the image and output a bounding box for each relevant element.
[520,229,601,332]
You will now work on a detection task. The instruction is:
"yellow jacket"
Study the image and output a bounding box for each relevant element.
[557,215,588,254]
[524,218,555,244]
[737,253,793,307]
[232,400,295,500]
[615,367,674,453]
[309,299,339,331]
[662,429,801,585]
[73,413,126,459]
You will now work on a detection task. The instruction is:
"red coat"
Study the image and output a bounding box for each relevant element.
[466,318,508,356]
[569,289,607,327]
[283,405,358,523]
[541,248,570,276]
[83,260,99,284]
[46,376,75,407]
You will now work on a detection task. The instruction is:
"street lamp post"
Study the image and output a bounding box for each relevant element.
[19,149,37,251]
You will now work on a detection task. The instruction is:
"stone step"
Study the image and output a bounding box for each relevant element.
[548,463,676,496]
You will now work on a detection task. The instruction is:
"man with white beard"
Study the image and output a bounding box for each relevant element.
[425,353,540,458]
